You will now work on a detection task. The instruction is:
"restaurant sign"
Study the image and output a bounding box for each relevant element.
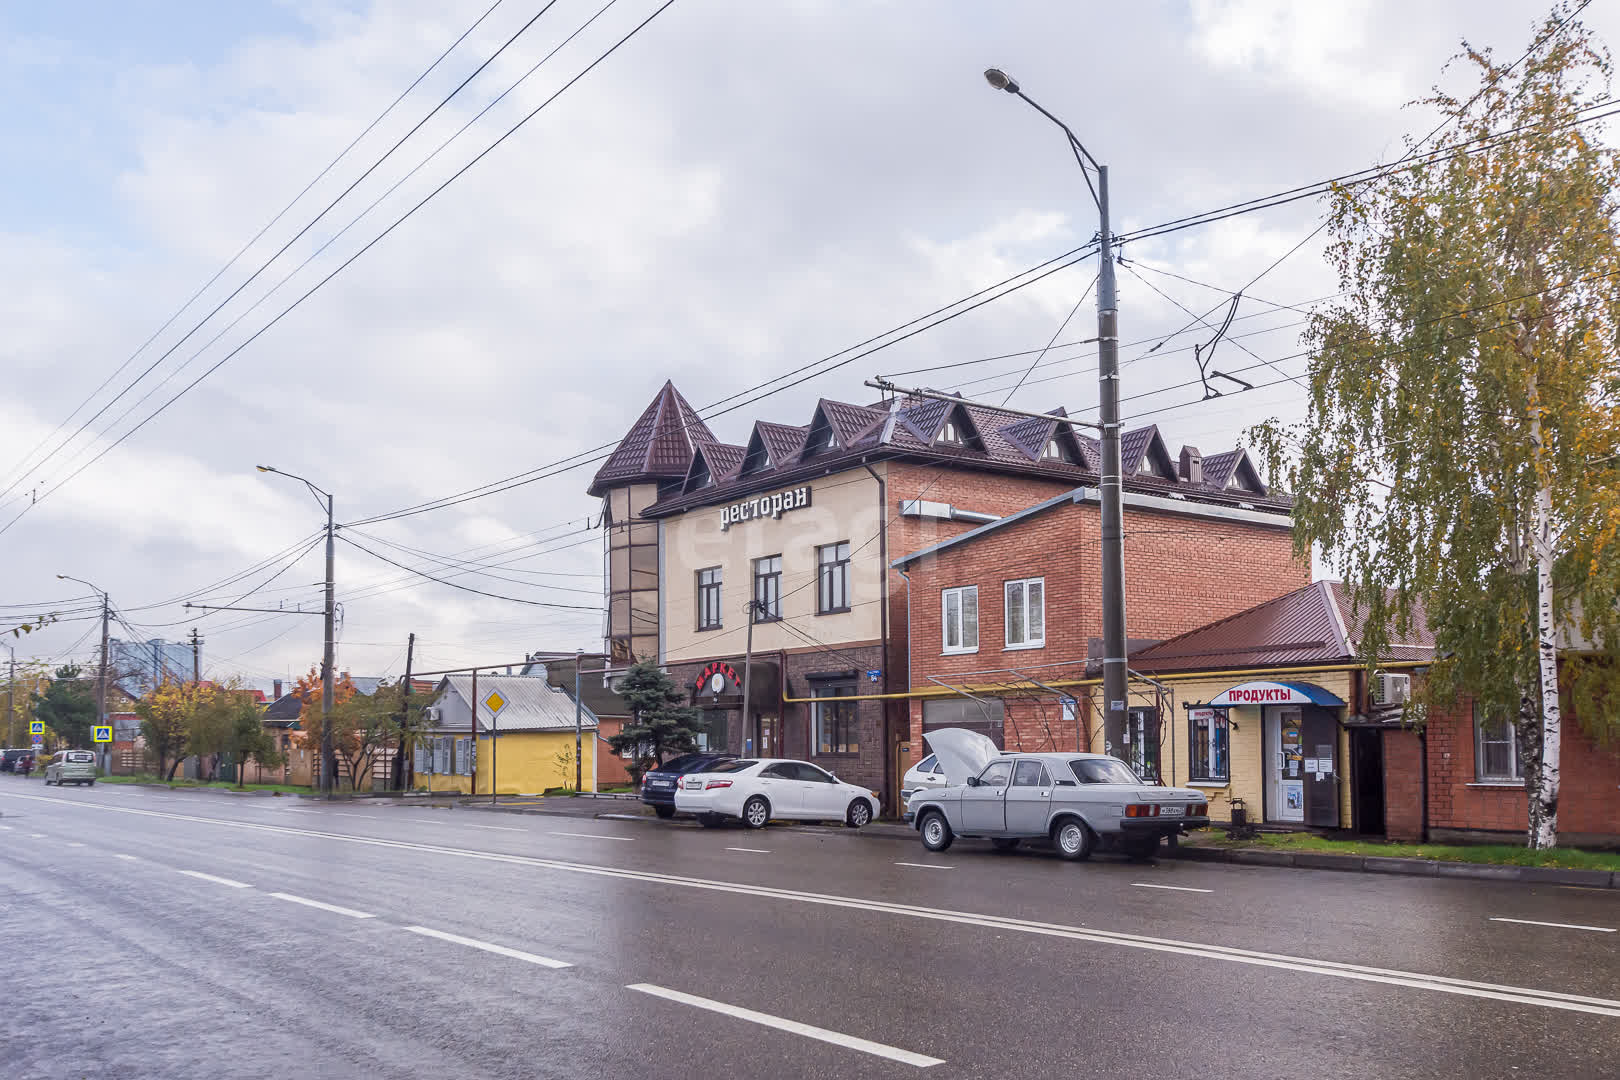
[719,485,811,531]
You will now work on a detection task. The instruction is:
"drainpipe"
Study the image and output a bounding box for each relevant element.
[897,566,913,770]
[863,461,891,812]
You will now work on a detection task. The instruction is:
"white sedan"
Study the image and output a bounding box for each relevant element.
[675,758,880,829]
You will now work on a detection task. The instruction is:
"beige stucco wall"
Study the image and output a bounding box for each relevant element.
[1134,669,1354,826]
[662,466,886,663]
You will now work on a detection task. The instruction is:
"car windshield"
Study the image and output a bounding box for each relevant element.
[706,759,758,774]
[658,754,706,772]
[1069,758,1142,785]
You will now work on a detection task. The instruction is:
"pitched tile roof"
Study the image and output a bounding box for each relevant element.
[696,440,746,484]
[437,674,601,733]
[589,381,716,496]
[1120,425,1156,474]
[1130,580,1434,674]
[754,421,807,468]
[818,399,889,447]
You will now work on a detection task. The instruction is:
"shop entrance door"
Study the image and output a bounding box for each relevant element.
[1264,706,1306,823]
[1301,708,1340,828]
[1350,727,1385,835]
[758,715,780,757]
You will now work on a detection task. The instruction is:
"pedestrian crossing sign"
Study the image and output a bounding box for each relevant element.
[29,720,43,735]
[483,690,507,716]
[92,725,113,743]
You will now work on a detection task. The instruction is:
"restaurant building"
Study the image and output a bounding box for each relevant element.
[590,379,1310,809]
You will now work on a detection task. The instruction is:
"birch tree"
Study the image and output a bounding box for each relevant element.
[1252,9,1620,848]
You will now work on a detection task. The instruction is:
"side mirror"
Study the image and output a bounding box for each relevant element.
[966,775,980,787]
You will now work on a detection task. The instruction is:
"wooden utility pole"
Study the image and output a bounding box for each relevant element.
[398,632,415,790]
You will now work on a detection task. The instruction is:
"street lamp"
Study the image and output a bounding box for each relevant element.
[57,573,110,762]
[257,464,338,797]
[983,67,1129,760]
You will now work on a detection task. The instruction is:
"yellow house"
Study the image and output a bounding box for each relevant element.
[416,674,599,795]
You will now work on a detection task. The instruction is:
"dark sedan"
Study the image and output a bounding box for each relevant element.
[640,753,736,818]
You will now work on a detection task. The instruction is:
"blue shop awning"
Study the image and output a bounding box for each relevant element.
[1207,680,1346,708]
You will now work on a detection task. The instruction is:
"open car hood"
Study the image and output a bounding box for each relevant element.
[922,727,1002,786]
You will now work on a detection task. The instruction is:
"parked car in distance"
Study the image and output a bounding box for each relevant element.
[900,752,951,809]
[45,749,98,787]
[675,758,880,830]
[910,731,1207,861]
[1,748,35,773]
[640,752,737,818]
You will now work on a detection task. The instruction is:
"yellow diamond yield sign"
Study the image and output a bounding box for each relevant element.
[483,690,507,716]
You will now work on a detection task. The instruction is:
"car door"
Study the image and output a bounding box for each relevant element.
[1004,759,1054,834]
[796,762,848,817]
[755,763,803,816]
[961,759,1013,833]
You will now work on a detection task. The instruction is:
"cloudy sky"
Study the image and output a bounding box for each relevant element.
[2,1,1613,690]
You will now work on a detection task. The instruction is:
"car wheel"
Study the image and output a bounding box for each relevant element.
[991,837,1021,852]
[654,804,676,819]
[1052,819,1093,861]
[696,813,724,828]
[742,796,770,830]
[845,800,872,828]
[919,811,953,852]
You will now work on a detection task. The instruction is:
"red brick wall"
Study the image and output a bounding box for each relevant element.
[890,478,1309,755]
[1424,686,1620,847]
[1382,728,1424,842]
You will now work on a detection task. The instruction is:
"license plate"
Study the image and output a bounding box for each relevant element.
[683,778,703,790]
[651,779,672,788]
[1157,805,1185,817]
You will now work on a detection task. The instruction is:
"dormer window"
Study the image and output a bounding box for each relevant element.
[740,440,770,476]
[688,457,711,489]
[1042,437,1078,464]
[804,413,839,457]
[937,420,964,446]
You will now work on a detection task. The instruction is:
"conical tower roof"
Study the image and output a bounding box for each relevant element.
[589,381,716,496]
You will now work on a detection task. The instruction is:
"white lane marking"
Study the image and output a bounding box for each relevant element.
[66,842,85,848]
[403,926,571,968]
[177,869,252,889]
[457,823,524,833]
[894,861,953,870]
[268,892,375,919]
[114,854,138,861]
[1132,882,1214,894]
[29,832,45,838]
[12,791,1620,1019]
[627,984,942,1068]
[726,847,771,854]
[1491,917,1615,934]
[551,831,633,842]
[0,824,12,830]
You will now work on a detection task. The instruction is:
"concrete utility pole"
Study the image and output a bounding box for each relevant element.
[983,68,1129,759]
[189,628,202,683]
[256,465,337,796]
[398,632,415,790]
[574,648,584,793]
[5,641,16,749]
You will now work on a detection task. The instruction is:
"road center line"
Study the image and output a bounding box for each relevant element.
[178,869,252,889]
[29,832,45,838]
[268,892,375,919]
[66,841,85,848]
[113,854,138,861]
[726,847,771,854]
[1491,917,1615,933]
[0,824,12,830]
[455,823,525,832]
[627,983,942,1068]
[403,926,571,968]
[894,861,953,870]
[1132,882,1214,894]
[13,791,1620,1019]
[551,831,633,841]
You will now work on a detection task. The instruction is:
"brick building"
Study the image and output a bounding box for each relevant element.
[589,380,1307,810]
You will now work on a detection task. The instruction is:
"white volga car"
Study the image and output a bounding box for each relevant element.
[675,758,880,829]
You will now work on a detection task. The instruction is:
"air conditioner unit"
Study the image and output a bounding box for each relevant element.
[1373,672,1411,706]
[422,705,440,725]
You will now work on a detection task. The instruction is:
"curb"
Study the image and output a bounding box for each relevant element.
[1166,844,1617,888]
[452,799,919,839]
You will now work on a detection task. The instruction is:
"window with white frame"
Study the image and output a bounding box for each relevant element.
[1004,577,1045,648]
[1474,703,1522,782]
[942,585,978,653]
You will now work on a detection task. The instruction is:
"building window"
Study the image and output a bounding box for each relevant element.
[817,541,851,614]
[1004,577,1045,648]
[752,555,782,622]
[1474,704,1522,782]
[696,567,722,631]
[937,420,963,445]
[812,685,858,754]
[1188,707,1229,783]
[1127,707,1160,783]
[942,586,978,653]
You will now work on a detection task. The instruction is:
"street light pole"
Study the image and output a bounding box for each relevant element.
[257,465,338,796]
[57,574,110,763]
[984,68,1128,759]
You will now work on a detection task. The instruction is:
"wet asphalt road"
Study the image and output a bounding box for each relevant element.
[3,778,1619,1080]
